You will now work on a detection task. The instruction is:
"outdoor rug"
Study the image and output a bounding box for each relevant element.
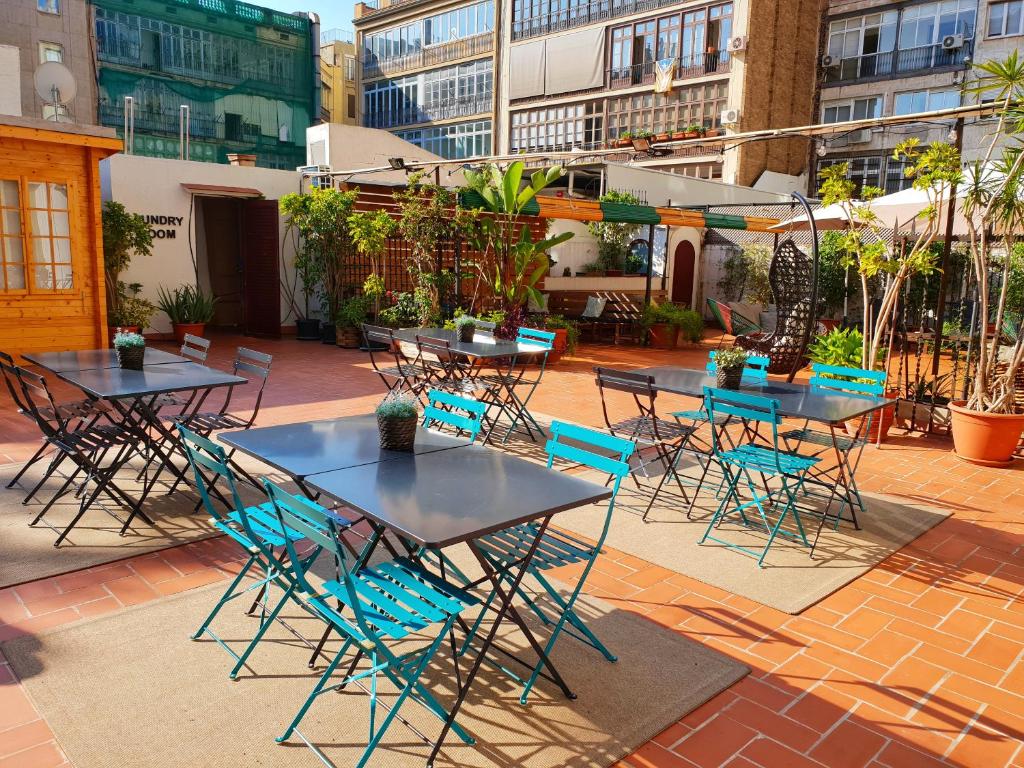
[3,577,748,768]
[557,467,952,614]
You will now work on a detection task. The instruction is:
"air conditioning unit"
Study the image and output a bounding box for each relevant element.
[720,108,740,126]
[727,35,747,53]
[832,129,873,147]
[821,54,837,68]
[942,33,964,50]
[298,164,332,188]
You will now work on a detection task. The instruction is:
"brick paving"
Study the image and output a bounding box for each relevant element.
[1,333,1023,767]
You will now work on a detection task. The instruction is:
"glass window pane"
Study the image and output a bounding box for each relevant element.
[30,210,50,235]
[31,238,51,262]
[5,265,26,291]
[2,209,19,236]
[0,180,19,208]
[27,183,47,208]
[33,265,54,290]
[52,238,71,263]
[54,264,72,288]
[4,237,23,264]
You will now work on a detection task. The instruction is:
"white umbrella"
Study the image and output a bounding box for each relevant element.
[868,184,979,236]
[768,201,857,232]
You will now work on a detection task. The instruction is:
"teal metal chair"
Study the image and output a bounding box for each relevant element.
[699,387,820,567]
[422,388,487,441]
[672,351,771,425]
[178,425,338,679]
[469,421,635,703]
[780,363,887,552]
[260,480,478,768]
[477,326,554,444]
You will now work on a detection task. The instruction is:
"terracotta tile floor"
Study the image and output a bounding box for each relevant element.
[2,333,1023,768]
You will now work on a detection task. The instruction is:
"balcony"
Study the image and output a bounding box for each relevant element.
[362,33,494,80]
[824,39,973,84]
[99,102,220,140]
[608,51,730,90]
[362,94,492,129]
[511,0,683,41]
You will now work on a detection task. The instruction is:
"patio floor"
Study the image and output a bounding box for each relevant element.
[2,333,1023,768]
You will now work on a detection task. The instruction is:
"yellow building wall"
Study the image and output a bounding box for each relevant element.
[320,40,359,125]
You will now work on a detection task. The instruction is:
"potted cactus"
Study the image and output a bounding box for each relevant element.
[376,391,419,451]
[715,347,749,390]
[455,314,476,343]
[113,330,146,370]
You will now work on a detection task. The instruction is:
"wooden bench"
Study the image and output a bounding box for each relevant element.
[544,290,668,344]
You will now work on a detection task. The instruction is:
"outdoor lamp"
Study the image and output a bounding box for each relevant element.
[388,157,406,170]
[816,143,828,157]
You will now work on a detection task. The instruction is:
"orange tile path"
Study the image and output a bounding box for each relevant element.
[1,334,1023,768]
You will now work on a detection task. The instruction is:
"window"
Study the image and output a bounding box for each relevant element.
[820,156,883,195]
[827,12,898,78]
[0,180,72,293]
[894,88,960,115]
[0,181,25,292]
[607,80,728,138]
[989,1,1024,36]
[366,0,493,64]
[38,0,59,13]
[822,97,881,123]
[510,101,603,152]
[363,59,492,129]
[39,42,63,63]
[347,94,356,118]
[899,1,977,49]
[394,119,491,159]
[344,55,356,81]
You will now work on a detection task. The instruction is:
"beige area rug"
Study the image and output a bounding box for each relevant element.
[4,575,747,768]
[0,456,275,589]
[557,465,951,614]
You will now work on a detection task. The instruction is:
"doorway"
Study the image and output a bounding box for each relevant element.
[671,240,696,308]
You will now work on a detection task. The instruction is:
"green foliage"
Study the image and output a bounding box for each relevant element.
[102,202,153,321]
[806,327,864,368]
[108,283,156,329]
[336,294,371,329]
[375,391,418,419]
[716,244,772,305]
[280,187,359,320]
[587,190,642,271]
[675,308,704,343]
[454,315,476,329]
[348,210,396,266]
[715,346,749,370]
[156,284,217,325]
[378,289,429,327]
[462,161,573,311]
[541,313,580,354]
[363,273,385,299]
[642,302,702,340]
[112,331,145,349]
[816,231,853,317]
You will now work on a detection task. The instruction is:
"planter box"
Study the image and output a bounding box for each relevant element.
[895,400,952,431]
[648,324,678,349]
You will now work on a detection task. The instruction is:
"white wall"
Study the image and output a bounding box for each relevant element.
[100,154,303,334]
[0,46,21,117]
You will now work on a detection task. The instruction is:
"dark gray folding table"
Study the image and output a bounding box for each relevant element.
[305,445,611,766]
[392,327,549,445]
[23,347,188,372]
[621,365,894,529]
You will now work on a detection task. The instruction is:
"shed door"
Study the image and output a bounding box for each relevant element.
[240,199,280,338]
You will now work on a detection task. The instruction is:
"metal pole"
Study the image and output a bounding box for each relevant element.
[930,116,964,376]
[123,96,134,154]
[179,104,190,160]
[644,223,655,308]
[787,191,819,382]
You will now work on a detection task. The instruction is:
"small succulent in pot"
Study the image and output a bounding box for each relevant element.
[113,330,146,371]
[376,391,419,451]
[714,347,749,390]
[455,314,476,343]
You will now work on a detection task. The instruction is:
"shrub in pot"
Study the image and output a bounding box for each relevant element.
[113,331,146,370]
[102,202,153,343]
[455,314,476,343]
[715,347,748,389]
[643,302,684,349]
[336,294,370,348]
[156,284,217,344]
[543,314,578,363]
[376,391,419,451]
[107,288,156,346]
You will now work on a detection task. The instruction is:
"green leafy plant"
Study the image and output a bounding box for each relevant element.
[618,130,633,140]
[378,289,428,327]
[102,202,153,325]
[715,346,749,370]
[363,273,385,300]
[112,331,145,349]
[108,283,156,329]
[806,327,864,369]
[454,315,476,330]
[716,244,773,306]
[375,391,418,419]
[543,313,580,354]
[587,190,642,273]
[674,308,704,343]
[336,294,371,329]
[155,284,217,325]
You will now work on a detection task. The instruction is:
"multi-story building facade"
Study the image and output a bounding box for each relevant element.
[320,28,359,125]
[93,0,317,168]
[353,0,498,160]
[0,0,97,123]
[815,0,1012,194]
[499,0,822,187]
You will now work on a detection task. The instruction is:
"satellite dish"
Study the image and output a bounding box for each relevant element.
[33,62,77,122]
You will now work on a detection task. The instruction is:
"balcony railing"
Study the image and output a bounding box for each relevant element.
[359,0,425,18]
[511,0,683,41]
[363,94,492,129]
[362,34,494,79]
[99,102,220,140]
[608,51,730,89]
[824,39,973,84]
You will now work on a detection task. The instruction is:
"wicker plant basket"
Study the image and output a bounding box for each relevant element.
[378,414,417,451]
[116,345,145,371]
[717,365,743,390]
[458,324,476,343]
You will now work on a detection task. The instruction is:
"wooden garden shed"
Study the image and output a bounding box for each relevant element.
[0,117,121,359]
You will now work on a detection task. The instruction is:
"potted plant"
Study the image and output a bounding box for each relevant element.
[655,127,671,142]
[715,347,748,389]
[683,123,702,139]
[101,202,153,342]
[543,314,579,363]
[336,294,370,348]
[897,373,953,432]
[376,391,419,451]
[112,330,146,371]
[293,247,321,341]
[156,284,217,344]
[614,130,633,148]
[946,54,1024,465]
[675,307,705,344]
[643,302,680,349]
[462,161,573,340]
[705,125,722,138]
[455,314,476,343]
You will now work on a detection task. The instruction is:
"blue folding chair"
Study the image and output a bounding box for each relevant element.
[260,480,479,768]
[422,388,487,441]
[178,425,340,679]
[672,351,771,425]
[780,363,886,552]
[479,326,554,445]
[699,387,820,567]
[469,421,635,703]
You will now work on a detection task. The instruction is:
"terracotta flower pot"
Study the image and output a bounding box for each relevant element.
[547,327,568,363]
[949,400,1024,467]
[648,324,678,349]
[172,322,205,345]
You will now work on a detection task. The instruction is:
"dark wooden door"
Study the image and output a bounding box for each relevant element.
[202,198,242,328]
[239,199,281,338]
[672,240,696,308]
